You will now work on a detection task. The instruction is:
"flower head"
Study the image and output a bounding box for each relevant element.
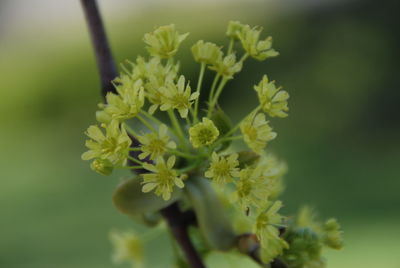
[254,75,289,118]
[103,76,145,121]
[137,124,176,160]
[191,40,223,65]
[255,201,289,263]
[209,53,242,79]
[226,21,247,40]
[322,218,344,250]
[233,165,271,211]
[240,113,277,154]
[189,117,220,148]
[90,158,114,176]
[205,152,240,184]
[123,56,179,115]
[82,120,132,167]
[143,24,189,59]
[110,229,143,268]
[141,156,186,200]
[160,75,199,118]
[238,25,279,61]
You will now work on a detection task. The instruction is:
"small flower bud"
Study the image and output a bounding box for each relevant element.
[143,24,189,59]
[191,40,223,65]
[90,158,114,175]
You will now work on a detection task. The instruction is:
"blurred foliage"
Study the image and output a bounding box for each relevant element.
[0,0,399,267]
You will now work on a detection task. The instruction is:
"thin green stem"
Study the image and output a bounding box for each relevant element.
[169,149,197,159]
[208,74,221,105]
[220,105,261,139]
[211,135,243,151]
[137,115,157,132]
[128,156,145,166]
[123,123,139,138]
[167,110,188,151]
[116,165,144,170]
[141,110,165,126]
[240,53,249,63]
[193,63,206,124]
[208,77,228,117]
[129,147,142,152]
[178,161,200,174]
[227,38,234,55]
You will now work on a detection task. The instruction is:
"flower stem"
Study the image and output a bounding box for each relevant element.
[167,110,188,151]
[193,63,206,124]
[137,115,157,132]
[208,74,221,105]
[220,105,261,139]
[169,149,197,159]
[116,165,144,170]
[208,77,228,117]
[123,123,139,138]
[240,53,249,63]
[128,156,145,166]
[227,38,234,54]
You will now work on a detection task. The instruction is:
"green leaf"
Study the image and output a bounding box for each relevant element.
[205,251,260,268]
[185,177,236,250]
[112,177,182,215]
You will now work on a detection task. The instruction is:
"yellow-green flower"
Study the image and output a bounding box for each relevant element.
[240,113,277,154]
[81,120,132,167]
[255,201,289,263]
[110,229,144,268]
[254,75,289,118]
[189,117,220,148]
[137,124,176,160]
[142,156,185,200]
[238,25,279,61]
[90,158,114,176]
[143,24,189,59]
[205,152,240,184]
[258,154,287,200]
[191,40,223,65]
[160,75,199,118]
[322,218,344,250]
[147,59,178,114]
[209,53,242,79]
[233,165,271,210]
[103,76,145,121]
[226,21,247,40]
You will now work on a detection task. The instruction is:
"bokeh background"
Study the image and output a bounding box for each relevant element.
[1,0,399,267]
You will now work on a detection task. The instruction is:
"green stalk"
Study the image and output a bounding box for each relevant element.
[137,115,157,132]
[227,38,234,54]
[193,63,206,124]
[239,53,249,63]
[219,105,261,139]
[207,77,228,117]
[208,74,221,105]
[123,123,139,138]
[128,156,145,166]
[167,109,188,151]
[169,149,197,159]
[141,110,165,126]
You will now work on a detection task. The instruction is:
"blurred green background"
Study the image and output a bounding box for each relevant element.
[0,0,399,267]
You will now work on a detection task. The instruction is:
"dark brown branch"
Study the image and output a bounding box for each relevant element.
[79,1,205,267]
[161,203,205,268]
[80,0,117,99]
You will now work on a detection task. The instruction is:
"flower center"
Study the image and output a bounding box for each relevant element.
[197,128,215,144]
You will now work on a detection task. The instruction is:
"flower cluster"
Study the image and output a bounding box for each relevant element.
[281,206,344,268]
[82,21,342,267]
